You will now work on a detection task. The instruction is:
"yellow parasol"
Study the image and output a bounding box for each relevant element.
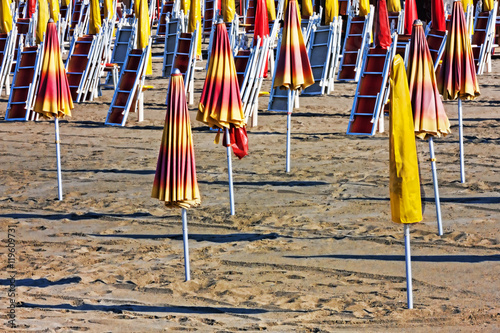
[221,0,236,22]
[138,0,152,75]
[48,0,60,22]
[387,0,401,12]
[266,0,276,21]
[302,0,313,18]
[104,0,114,20]
[325,0,339,25]
[88,0,101,34]
[188,0,202,57]
[0,0,12,33]
[359,0,370,16]
[389,54,422,310]
[36,0,50,44]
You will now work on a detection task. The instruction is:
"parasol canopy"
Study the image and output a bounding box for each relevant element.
[34,20,73,118]
[437,0,480,101]
[273,0,313,91]
[403,0,418,35]
[104,0,114,20]
[197,22,245,129]
[88,0,101,34]
[407,21,451,139]
[387,0,401,12]
[48,0,60,22]
[254,0,269,46]
[266,0,276,21]
[152,71,201,209]
[389,55,422,224]
[374,0,391,49]
[0,0,12,33]
[359,0,370,16]
[324,0,339,25]
[221,0,236,22]
[302,0,313,18]
[138,0,152,75]
[431,0,446,32]
[36,0,49,44]
[188,0,202,57]
[483,0,494,11]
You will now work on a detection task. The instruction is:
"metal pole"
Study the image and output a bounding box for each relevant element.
[286,89,293,173]
[458,99,465,183]
[181,208,190,281]
[429,137,443,236]
[404,224,413,309]
[55,118,63,201]
[225,128,235,215]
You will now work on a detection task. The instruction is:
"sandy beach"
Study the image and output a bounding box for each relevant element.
[0,43,499,332]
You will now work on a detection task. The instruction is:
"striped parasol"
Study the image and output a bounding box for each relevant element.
[407,20,451,236]
[437,0,480,183]
[197,21,246,215]
[403,0,417,35]
[33,19,74,201]
[389,54,422,309]
[273,0,313,91]
[152,70,200,280]
[273,0,313,172]
[197,22,245,130]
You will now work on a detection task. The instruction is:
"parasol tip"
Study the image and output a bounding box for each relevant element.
[49,18,55,23]
[413,19,423,26]
[173,68,181,75]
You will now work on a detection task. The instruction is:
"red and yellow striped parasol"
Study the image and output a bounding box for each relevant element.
[403,0,417,35]
[34,20,73,118]
[408,21,450,139]
[437,0,480,101]
[273,0,313,91]
[197,22,245,130]
[152,71,201,209]
[33,19,74,201]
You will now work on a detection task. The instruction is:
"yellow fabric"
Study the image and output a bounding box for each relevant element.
[483,0,494,11]
[188,0,202,57]
[104,0,114,19]
[324,0,338,24]
[63,0,71,6]
[36,0,49,44]
[221,0,235,22]
[387,0,401,12]
[88,0,101,34]
[461,0,473,9]
[138,0,152,75]
[359,0,370,16]
[180,0,190,15]
[302,0,313,17]
[389,55,422,224]
[0,0,13,33]
[284,0,301,21]
[48,0,60,22]
[267,0,276,21]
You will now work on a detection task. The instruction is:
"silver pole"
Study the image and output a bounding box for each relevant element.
[225,128,235,215]
[429,137,443,236]
[181,208,191,281]
[404,224,413,309]
[55,118,63,201]
[458,99,465,183]
[286,89,293,173]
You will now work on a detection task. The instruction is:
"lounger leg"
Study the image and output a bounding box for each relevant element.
[138,92,144,122]
[252,104,258,127]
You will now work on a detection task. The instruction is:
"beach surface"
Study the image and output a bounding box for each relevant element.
[1,47,499,332]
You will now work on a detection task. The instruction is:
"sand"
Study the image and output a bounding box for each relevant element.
[0,45,499,332]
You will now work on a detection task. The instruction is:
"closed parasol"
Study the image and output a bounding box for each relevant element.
[387,0,401,12]
[431,0,446,32]
[33,19,74,200]
[389,54,422,309]
[36,0,49,44]
[407,20,451,236]
[273,0,313,172]
[88,0,101,34]
[437,0,480,183]
[0,0,12,33]
[197,21,246,215]
[152,69,200,281]
[403,0,417,35]
[324,0,339,25]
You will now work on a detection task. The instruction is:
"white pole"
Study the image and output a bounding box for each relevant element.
[458,99,465,183]
[181,208,190,281]
[225,128,235,215]
[286,89,293,173]
[404,224,413,309]
[55,118,63,201]
[429,137,443,236]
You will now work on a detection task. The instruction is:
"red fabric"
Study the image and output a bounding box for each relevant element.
[404,0,418,35]
[223,126,249,159]
[27,0,36,18]
[254,0,269,76]
[431,0,446,32]
[375,0,391,49]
